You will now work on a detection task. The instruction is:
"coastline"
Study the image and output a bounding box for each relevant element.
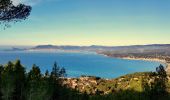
[121,57,167,65]
[121,57,170,74]
[101,54,170,74]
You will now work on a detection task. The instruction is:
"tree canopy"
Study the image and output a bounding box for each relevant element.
[0,0,31,26]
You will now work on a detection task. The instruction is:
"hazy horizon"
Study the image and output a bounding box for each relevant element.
[1,43,170,48]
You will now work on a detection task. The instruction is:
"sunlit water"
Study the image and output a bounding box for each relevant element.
[0,51,161,78]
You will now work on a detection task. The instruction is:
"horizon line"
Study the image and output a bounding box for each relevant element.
[1,43,170,47]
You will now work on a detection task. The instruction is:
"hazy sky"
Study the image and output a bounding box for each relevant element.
[1,0,170,46]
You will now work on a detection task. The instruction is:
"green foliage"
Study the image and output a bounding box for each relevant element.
[0,0,32,27]
[0,60,69,100]
[1,61,15,100]
[60,67,67,77]
[0,60,170,100]
[51,62,60,78]
[151,64,168,98]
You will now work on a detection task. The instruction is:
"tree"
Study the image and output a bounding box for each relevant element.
[51,62,60,78]
[0,0,32,27]
[148,64,168,99]
[12,60,26,100]
[1,61,15,100]
[50,62,67,100]
[26,64,42,100]
[59,67,67,77]
[0,61,72,100]
[27,64,41,81]
[156,64,167,78]
[45,70,49,77]
[154,64,167,93]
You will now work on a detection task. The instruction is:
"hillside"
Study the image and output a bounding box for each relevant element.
[31,44,170,52]
[4,44,170,53]
[63,72,170,95]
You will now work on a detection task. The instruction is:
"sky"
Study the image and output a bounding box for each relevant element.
[1,0,170,46]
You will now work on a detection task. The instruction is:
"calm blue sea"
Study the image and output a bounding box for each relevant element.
[0,51,161,79]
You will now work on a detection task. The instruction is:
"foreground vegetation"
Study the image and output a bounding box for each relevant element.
[0,60,170,100]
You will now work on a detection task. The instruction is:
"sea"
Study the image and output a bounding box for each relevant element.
[0,51,162,79]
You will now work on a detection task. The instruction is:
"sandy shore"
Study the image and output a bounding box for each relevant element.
[120,57,167,64]
[119,57,170,74]
[101,54,170,74]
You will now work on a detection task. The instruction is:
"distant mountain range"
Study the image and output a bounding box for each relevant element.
[3,44,170,53]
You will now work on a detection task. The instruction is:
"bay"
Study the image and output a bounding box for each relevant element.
[0,51,161,78]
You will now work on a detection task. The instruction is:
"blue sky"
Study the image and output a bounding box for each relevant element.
[1,0,170,46]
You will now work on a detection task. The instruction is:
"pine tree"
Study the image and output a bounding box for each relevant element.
[60,67,67,77]
[150,64,168,99]
[1,61,15,100]
[0,0,32,27]
[51,62,60,78]
[26,64,42,100]
[45,70,49,77]
[12,60,26,100]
